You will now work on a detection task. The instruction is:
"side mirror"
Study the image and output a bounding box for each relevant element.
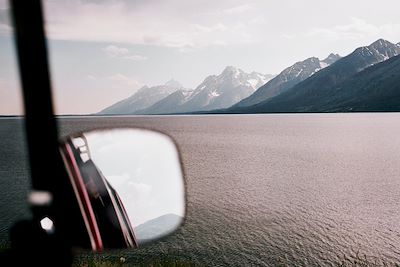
[59,128,185,250]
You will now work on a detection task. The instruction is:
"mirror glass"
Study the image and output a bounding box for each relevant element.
[60,128,185,250]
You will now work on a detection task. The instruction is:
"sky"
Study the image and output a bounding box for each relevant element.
[1,0,400,115]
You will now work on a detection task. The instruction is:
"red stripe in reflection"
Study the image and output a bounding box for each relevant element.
[61,143,103,251]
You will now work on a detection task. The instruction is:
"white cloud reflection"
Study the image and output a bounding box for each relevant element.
[83,129,185,228]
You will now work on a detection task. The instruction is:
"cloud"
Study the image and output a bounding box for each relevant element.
[127,181,152,199]
[124,55,147,61]
[107,74,141,87]
[86,75,97,80]
[102,44,147,61]
[307,18,400,41]
[193,23,227,33]
[248,16,268,26]
[40,0,267,49]
[281,33,297,40]
[223,4,253,14]
[102,45,129,57]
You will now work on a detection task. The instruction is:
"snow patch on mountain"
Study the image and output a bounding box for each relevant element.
[232,53,342,109]
[138,66,274,114]
[247,78,260,88]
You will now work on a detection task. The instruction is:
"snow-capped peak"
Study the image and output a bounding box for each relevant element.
[221,66,242,78]
[177,66,274,111]
[360,39,400,62]
[370,38,391,48]
[279,53,341,81]
[322,53,341,65]
[319,54,341,69]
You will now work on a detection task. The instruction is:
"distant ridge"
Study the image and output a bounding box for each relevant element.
[134,214,182,244]
[136,66,273,114]
[311,54,400,112]
[230,39,400,113]
[231,53,341,109]
[98,39,400,115]
[99,79,185,115]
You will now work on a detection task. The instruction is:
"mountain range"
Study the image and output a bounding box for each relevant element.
[306,53,400,112]
[232,53,341,108]
[100,67,273,115]
[137,66,273,114]
[134,213,182,245]
[99,79,185,115]
[228,39,400,113]
[99,39,400,115]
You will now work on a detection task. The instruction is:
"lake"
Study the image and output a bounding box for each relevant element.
[1,114,400,266]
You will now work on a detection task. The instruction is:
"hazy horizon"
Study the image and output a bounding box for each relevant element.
[1,0,400,115]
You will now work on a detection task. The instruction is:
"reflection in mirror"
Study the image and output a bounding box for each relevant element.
[60,129,185,250]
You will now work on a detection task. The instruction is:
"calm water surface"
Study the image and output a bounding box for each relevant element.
[1,114,400,266]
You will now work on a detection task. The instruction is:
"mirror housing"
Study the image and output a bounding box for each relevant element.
[59,128,185,251]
